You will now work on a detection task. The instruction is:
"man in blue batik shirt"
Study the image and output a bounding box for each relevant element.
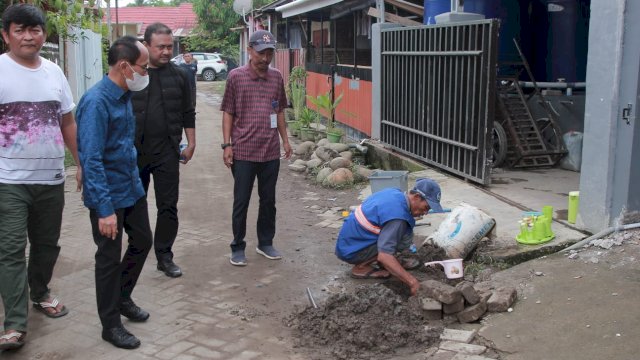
[76,36,153,350]
[335,178,443,296]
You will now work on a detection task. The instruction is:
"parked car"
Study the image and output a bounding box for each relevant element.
[214,55,239,80]
[171,52,228,81]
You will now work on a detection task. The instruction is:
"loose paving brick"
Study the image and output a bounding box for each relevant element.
[439,341,487,355]
[457,302,488,323]
[421,297,443,311]
[456,281,481,305]
[440,328,477,343]
[451,354,495,360]
[487,286,517,312]
[420,280,463,304]
[443,297,465,314]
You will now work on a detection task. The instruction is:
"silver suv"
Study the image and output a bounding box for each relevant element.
[171,52,228,81]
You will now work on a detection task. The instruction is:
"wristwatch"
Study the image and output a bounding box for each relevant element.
[221,143,232,150]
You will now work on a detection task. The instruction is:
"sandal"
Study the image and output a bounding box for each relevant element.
[350,267,390,279]
[33,296,69,318]
[0,330,25,351]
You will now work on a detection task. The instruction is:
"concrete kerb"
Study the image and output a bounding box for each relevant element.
[359,142,586,265]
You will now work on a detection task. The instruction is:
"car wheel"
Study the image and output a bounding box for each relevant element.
[202,69,216,82]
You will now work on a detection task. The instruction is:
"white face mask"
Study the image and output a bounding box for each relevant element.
[125,63,149,91]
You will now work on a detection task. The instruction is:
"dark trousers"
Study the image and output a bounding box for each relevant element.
[0,183,64,331]
[90,197,152,329]
[230,159,280,252]
[138,150,180,261]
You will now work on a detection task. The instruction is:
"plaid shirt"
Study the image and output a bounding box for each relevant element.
[221,64,287,162]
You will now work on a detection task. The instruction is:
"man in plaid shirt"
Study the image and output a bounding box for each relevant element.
[221,30,292,266]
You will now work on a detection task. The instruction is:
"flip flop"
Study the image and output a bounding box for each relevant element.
[0,330,25,351]
[32,297,69,318]
[350,268,390,279]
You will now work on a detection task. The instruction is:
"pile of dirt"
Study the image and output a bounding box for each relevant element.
[289,284,442,359]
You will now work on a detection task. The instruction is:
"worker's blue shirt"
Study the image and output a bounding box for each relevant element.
[335,188,416,261]
[77,75,145,217]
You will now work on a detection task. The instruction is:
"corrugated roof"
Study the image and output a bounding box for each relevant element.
[104,3,198,37]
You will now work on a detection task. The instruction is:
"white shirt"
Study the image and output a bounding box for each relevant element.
[0,53,75,184]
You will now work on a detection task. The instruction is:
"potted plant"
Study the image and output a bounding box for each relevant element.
[307,90,344,143]
[297,107,316,141]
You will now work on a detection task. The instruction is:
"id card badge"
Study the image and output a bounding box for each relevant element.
[270,113,278,128]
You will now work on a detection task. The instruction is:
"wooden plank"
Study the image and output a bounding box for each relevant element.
[385,0,424,17]
[367,7,422,27]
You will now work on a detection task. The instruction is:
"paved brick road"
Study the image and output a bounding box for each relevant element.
[0,82,350,360]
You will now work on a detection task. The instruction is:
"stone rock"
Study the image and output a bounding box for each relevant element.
[323,168,354,187]
[456,281,481,305]
[306,158,323,170]
[294,141,316,156]
[288,164,306,172]
[339,151,353,161]
[316,167,333,183]
[456,301,487,323]
[443,298,465,314]
[315,146,339,162]
[293,159,307,166]
[419,280,462,305]
[487,286,517,312]
[329,157,352,170]
[310,152,320,160]
[353,165,374,182]
[326,143,349,153]
[317,138,330,147]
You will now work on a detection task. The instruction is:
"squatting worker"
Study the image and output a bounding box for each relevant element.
[221,29,292,266]
[335,178,444,296]
[77,36,154,350]
[132,22,196,278]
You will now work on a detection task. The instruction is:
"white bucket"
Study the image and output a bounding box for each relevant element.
[424,258,464,279]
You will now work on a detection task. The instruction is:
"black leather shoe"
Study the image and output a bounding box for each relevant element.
[157,260,182,278]
[101,325,140,349]
[120,298,149,322]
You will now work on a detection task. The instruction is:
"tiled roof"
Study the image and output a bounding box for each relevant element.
[103,3,198,37]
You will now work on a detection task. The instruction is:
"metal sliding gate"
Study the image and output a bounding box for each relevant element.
[380,20,498,185]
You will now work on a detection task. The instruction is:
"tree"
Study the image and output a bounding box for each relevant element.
[1,0,105,43]
[187,0,270,56]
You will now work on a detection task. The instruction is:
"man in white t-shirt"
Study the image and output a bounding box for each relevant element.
[0,4,81,351]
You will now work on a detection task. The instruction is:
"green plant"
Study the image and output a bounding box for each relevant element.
[297,107,315,129]
[287,66,307,121]
[307,91,344,132]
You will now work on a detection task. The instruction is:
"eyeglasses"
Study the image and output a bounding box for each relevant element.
[132,63,149,72]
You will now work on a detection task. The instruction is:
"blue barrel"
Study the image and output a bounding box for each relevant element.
[465,0,533,75]
[548,0,579,82]
[423,0,451,24]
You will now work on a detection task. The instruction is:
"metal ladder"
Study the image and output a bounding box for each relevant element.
[496,40,567,168]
